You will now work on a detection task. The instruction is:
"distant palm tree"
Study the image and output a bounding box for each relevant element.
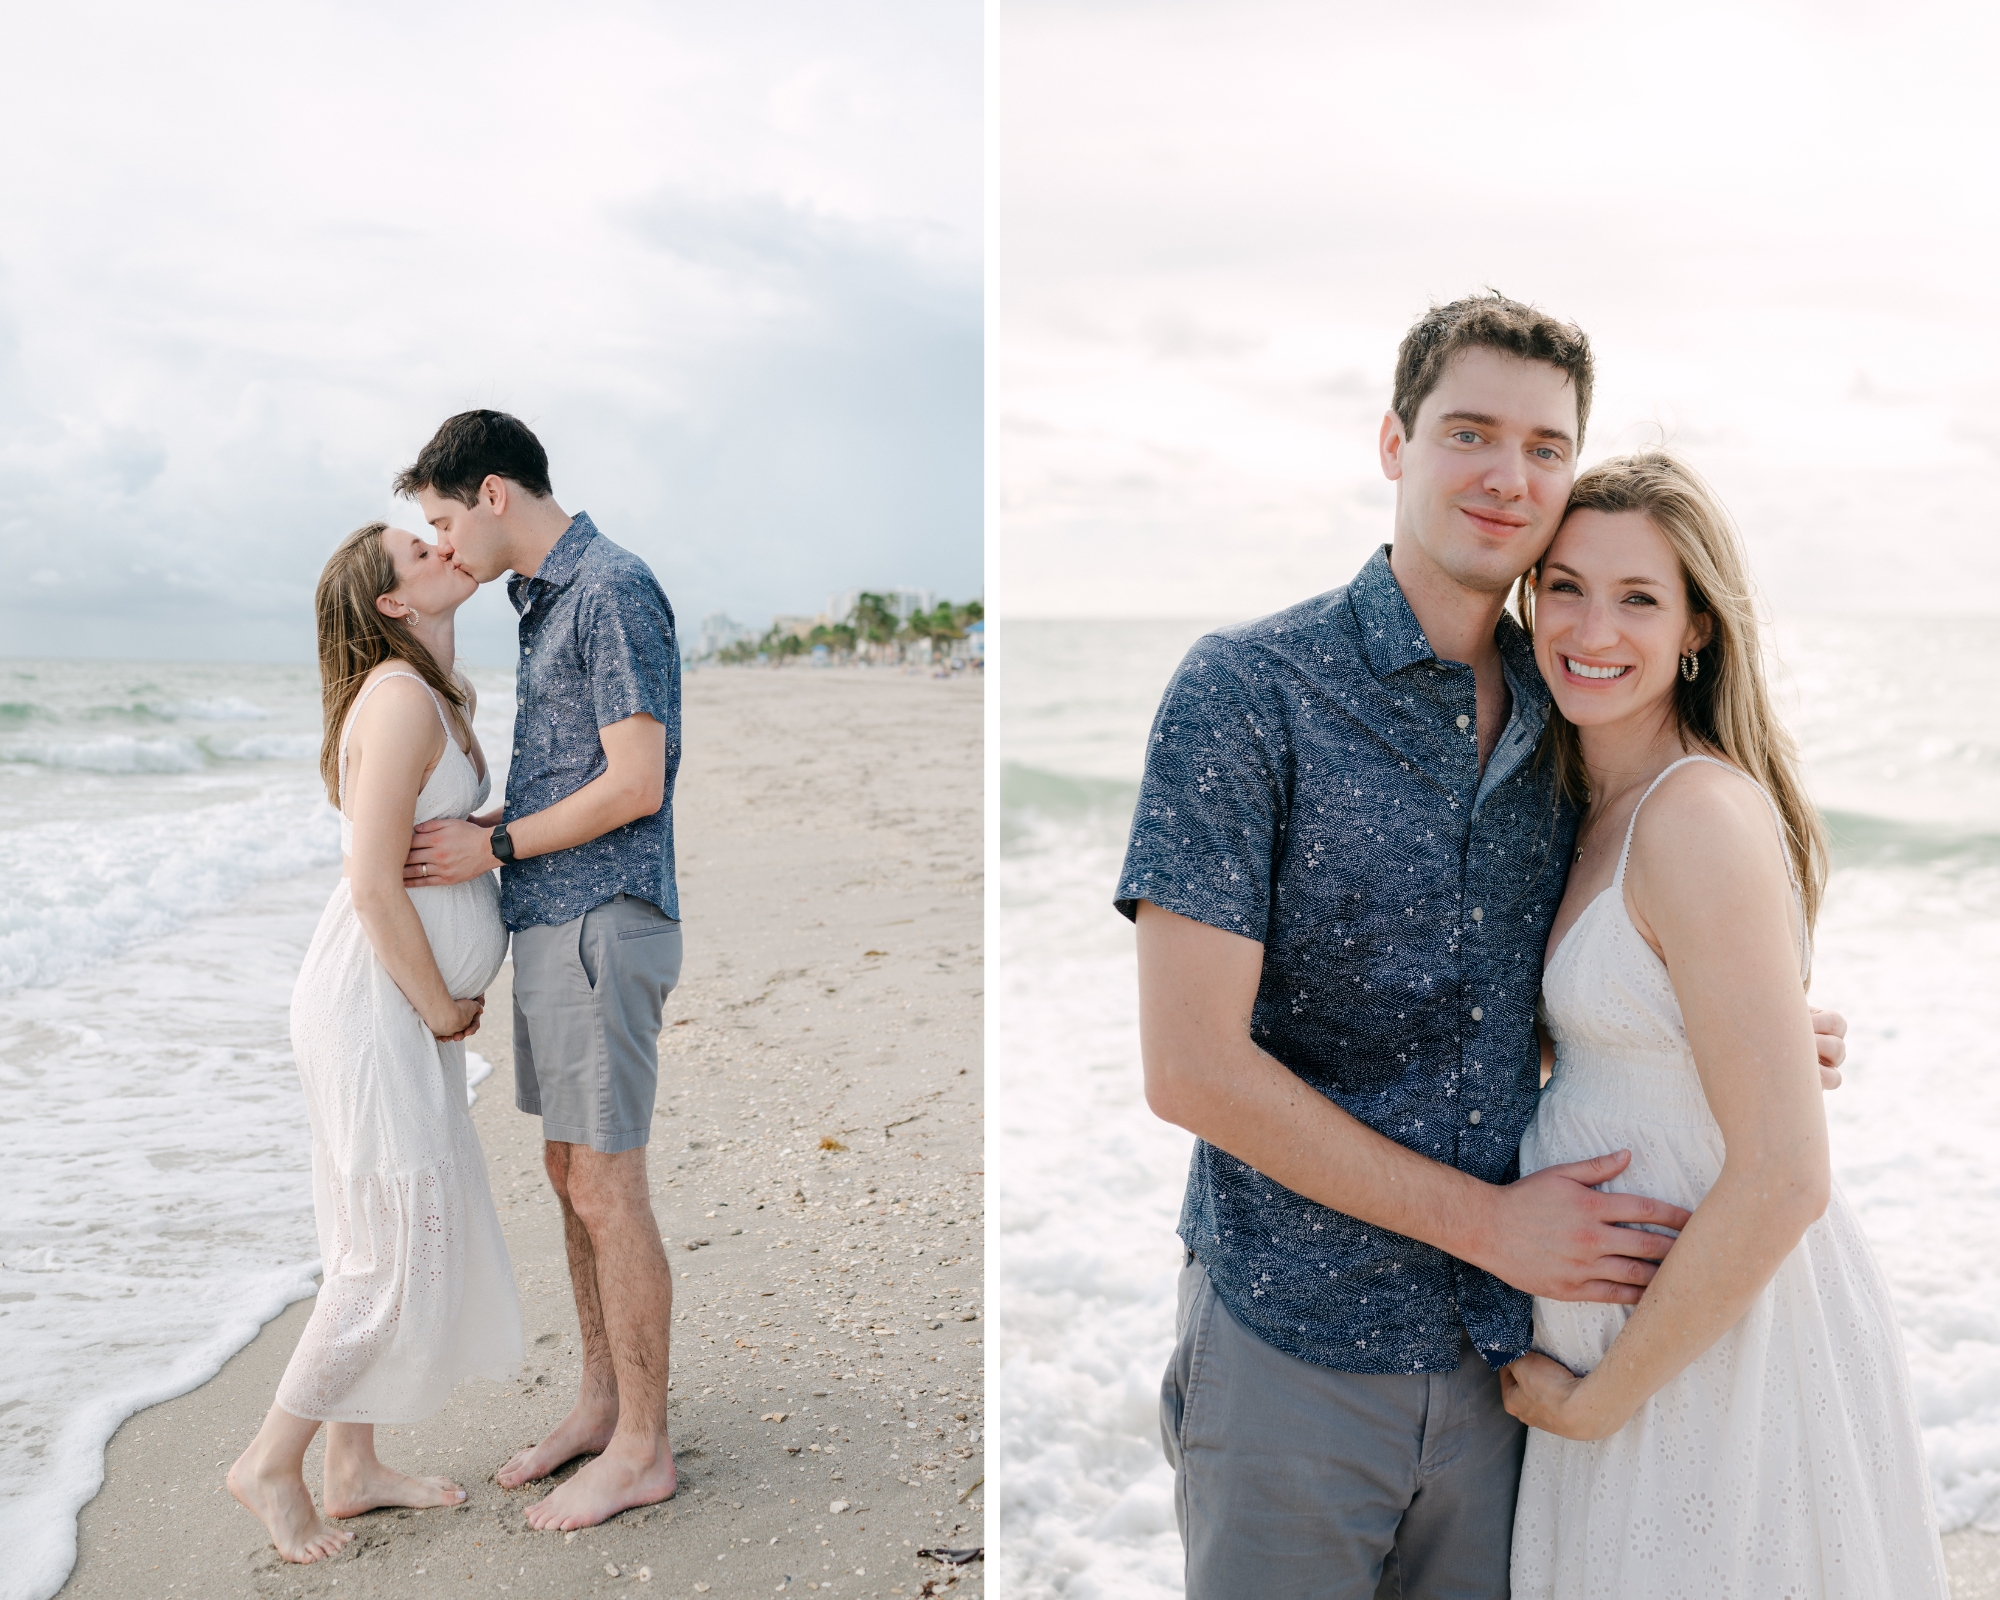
[851,592,901,662]
[905,601,967,664]
[808,621,857,659]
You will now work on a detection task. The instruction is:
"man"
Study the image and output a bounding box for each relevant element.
[396,410,683,1533]
[1120,295,1846,1596]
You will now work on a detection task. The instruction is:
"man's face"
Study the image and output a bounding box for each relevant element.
[417,482,508,583]
[1381,346,1579,598]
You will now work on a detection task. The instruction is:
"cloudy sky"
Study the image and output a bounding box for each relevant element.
[999,0,2000,621]
[0,0,981,662]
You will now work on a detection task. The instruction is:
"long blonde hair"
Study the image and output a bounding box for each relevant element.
[1514,452,1829,933]
[314,522,469,805]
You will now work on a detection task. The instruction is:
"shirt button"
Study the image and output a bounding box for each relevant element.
[1470,907,1484,922]
[1471,1006,1484,1021]
[1468,1109,1483,1126]
[1455,714,1470,730]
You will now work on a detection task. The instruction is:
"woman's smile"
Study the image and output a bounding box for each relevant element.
[1559,656,1632,681]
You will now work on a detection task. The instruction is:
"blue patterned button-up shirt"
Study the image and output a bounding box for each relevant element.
[1116,546,1577,1374]
[502,512,681,932]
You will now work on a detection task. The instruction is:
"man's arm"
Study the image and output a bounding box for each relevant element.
[1136,900,1692,1305]
[403,713,665,885]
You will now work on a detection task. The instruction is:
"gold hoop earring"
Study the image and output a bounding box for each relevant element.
[1680,651,1699,682]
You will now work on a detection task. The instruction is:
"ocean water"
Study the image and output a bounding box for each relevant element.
[0,659,512,1600]
[996,614,2000,1599]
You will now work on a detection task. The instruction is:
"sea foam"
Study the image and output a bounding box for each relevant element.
[0,782,343,993]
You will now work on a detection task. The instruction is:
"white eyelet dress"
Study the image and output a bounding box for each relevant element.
[1511,755,1946,1599]
[274,672,523,1423]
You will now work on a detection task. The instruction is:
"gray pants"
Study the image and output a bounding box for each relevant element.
[511,894,682,1154]
[1162,1256,1525,1600]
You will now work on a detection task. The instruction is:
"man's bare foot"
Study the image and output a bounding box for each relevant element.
[323,1458,468,1519]
[497,1403,617,1489]
[523,1438,675,1531]
[227,1456,354,1564]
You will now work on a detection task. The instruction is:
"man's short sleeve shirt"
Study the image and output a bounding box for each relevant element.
[501,512,682,932]
[1116,546,1578,1373]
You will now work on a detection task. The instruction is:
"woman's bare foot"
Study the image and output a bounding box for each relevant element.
[524,1435,675,1531]
[323,1458,468,1519]
[227,1455,353,1564]
[496,1402,617,1489]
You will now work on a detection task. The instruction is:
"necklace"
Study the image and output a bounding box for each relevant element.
[1571,779,1641,866]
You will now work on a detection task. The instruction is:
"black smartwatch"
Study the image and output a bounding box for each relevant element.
[489,822,516,864]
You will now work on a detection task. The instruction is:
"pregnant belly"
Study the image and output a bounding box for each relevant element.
[410,874,508,998]
[1522,1073,1722,1372]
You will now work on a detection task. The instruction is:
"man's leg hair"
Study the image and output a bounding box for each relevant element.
[521,1143,677,1530]
[571,1144,673,1439]
[494,1140,621,1490]
[555,1142,621,1415]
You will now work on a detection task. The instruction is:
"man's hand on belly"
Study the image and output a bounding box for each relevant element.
[1474,1150,1693,1305]
[404,817,499,887]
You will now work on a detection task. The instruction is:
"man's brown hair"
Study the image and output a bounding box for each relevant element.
[1391,291,1594,446]
[394,409,553,507]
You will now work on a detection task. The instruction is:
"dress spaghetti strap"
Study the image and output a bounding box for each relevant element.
[1613,753,1808,971]
[335,672,461,858]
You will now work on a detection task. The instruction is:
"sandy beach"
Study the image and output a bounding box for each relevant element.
[56,665,984,1600]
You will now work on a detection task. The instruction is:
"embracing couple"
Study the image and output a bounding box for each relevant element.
[1123,296,1949,1597]
[227,411,685,1562]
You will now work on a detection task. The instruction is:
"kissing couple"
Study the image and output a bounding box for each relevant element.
[1124,295,1949,1596]
[227,411,686,1561]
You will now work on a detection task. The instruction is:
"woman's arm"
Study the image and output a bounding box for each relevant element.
[345,679,483,1040]
[1501,767,1829,1440]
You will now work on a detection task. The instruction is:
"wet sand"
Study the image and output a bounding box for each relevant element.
[58,666,985,1600]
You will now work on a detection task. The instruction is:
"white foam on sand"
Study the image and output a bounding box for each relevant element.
[467,1049,493,1105]
[0,867,337,1600]
[998,820,1190,1600]
[1812,858,2000,1532]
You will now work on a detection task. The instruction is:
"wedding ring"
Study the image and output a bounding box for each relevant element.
[422,864,429,877]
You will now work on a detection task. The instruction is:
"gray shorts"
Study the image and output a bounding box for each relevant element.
[1162,1255,1524,1600]
[511,894,682,1154]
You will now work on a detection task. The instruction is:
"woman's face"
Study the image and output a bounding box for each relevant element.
[378,527,476,623]
[1532,507,1712,733]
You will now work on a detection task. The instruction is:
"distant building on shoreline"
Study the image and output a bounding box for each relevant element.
[822,587,936,628]
[696,613,759,658]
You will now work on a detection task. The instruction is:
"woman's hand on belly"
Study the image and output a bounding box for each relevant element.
[435,994,484,1041]
[1500,1351,1628,1442]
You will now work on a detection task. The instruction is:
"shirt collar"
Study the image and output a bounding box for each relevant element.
[1494,605,1552,727]
[1348,542,1554,725]
[1348,545,1438,679]
[508,511,597,614]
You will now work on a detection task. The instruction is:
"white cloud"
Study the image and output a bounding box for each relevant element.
[0,0,981,661]
[999,0,2000,619]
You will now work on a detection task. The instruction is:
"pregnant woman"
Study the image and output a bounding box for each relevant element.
[1501,455,1945,1596]
[228,522,523,1563]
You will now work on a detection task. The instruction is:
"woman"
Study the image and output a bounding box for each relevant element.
[227,523,522,1563]
[1500,455,1945,1596]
